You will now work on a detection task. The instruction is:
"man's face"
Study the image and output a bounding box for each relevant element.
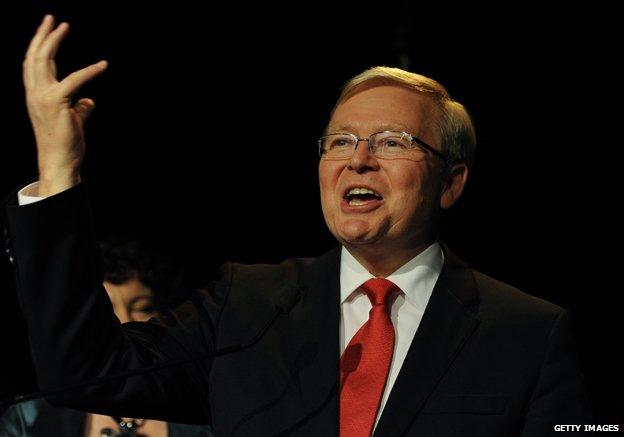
[319,84,444,252]
[104,275,158,323]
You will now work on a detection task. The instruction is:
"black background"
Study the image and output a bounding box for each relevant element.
[1,0,621,424]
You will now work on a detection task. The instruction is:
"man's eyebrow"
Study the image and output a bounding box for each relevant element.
[325,123,357,134]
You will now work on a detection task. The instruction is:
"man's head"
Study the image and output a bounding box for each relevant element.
[319,67,476,260]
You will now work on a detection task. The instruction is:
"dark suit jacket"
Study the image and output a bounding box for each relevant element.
[2,182,593,436]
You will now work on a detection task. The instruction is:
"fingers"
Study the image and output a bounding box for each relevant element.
[23,15,70,87]
[25,15,55,60]
[24,15,55,87]
[24,15,109,100]
[32,23,70,86]
[58,61,108,98]
[26,15,69,61]
[40,21,70,61]
[73,98,96,125]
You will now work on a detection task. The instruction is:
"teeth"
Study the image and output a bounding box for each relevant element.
[349,198,367,206]
[347,187,380,197]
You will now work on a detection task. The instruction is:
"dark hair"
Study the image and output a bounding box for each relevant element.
[99,237,188,312]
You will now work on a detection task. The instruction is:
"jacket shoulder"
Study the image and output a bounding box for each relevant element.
[472,269,567,325]
[215,256,318,306]
[222,256,316,288]
[210,255,323,341]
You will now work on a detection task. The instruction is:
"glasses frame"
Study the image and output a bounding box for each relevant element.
[318,130,449,164]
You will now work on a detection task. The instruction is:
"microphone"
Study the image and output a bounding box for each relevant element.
[1,284,303,410]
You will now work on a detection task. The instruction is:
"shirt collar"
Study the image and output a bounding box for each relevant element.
[340,242,444,309]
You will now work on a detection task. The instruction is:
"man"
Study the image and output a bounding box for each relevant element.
[2,15,592,436]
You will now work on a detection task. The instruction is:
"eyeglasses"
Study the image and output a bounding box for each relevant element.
[318,130,448,163]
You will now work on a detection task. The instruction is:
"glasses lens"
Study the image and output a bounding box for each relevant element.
[372,131,413,156]
[320,134,356,158]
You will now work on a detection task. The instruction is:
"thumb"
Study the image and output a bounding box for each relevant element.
[73,98,96,124]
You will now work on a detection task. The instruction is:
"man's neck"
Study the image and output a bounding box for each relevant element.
[343,241,435,277]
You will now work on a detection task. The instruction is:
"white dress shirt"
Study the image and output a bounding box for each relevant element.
[17,181,444,429]
[17,181,43,205]
[340,243,443,429]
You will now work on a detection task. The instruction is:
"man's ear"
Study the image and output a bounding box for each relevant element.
[440,163,469,209]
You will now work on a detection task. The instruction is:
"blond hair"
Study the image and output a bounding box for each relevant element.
[333,66,476,167]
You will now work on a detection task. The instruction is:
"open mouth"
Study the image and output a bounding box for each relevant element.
[344,188,383,206]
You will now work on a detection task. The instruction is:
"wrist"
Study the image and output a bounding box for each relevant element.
[38,171,82,197]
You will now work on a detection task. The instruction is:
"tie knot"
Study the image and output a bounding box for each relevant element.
[361,278,400,307]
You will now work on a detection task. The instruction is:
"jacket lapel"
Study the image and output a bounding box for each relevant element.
[286,246,341,424]
[373,245,481,436]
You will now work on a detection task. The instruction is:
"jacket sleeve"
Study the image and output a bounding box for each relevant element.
[520,309,594,435]
[2,182,230,425]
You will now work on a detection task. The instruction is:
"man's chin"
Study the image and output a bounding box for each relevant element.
[332,216,385,242]
[335,230,382,247]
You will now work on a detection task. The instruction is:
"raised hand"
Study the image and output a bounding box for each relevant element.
[22,15,108,197]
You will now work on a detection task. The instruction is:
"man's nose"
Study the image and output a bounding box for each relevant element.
[348,139,379,173]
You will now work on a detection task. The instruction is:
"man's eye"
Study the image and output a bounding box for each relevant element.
[381,138,409,149]
[331,139,351,148]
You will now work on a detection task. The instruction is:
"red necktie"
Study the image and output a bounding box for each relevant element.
[340,278,399,437]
